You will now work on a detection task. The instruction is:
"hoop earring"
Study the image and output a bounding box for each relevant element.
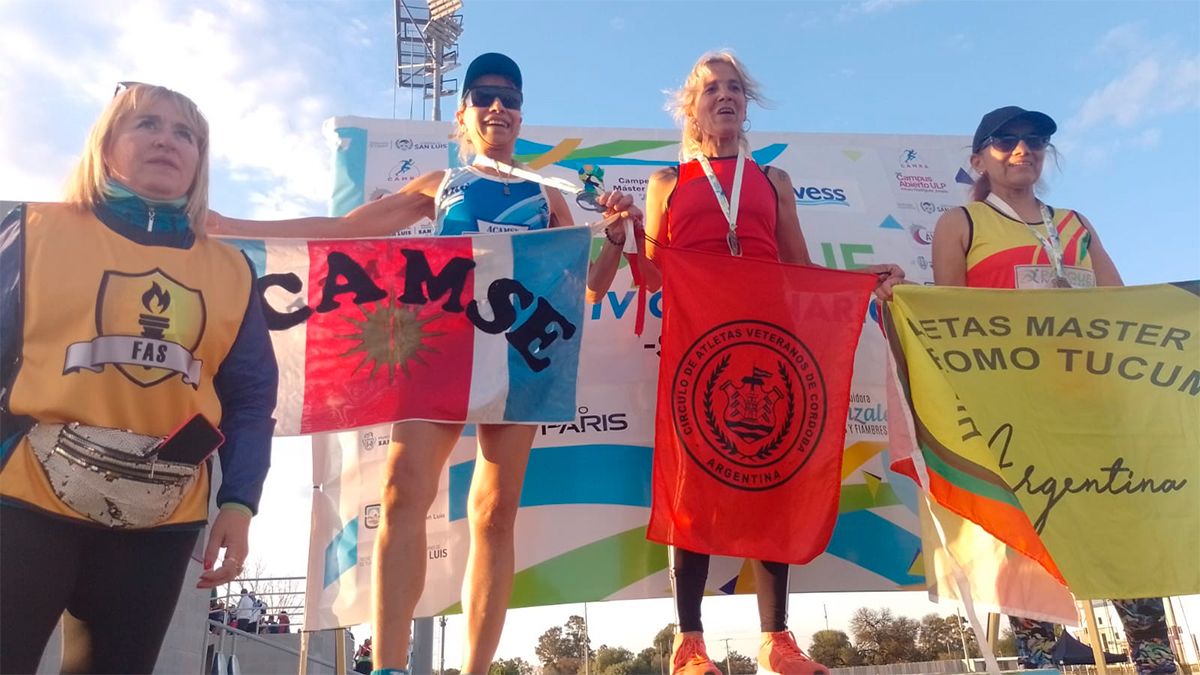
[742,118,751,132]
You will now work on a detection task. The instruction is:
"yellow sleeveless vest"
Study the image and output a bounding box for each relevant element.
[1,203,253,526]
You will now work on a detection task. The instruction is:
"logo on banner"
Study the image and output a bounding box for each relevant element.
[615,175,649,197]
[846,396,888,437]
[363,504,381,529]
[910,224,933,245]
[898,149,929,169]
[540,405,629,435]
[360,430,389,452]
[792,180,863,211]
[395,138,449,151]
[672,320,827,490]
[387,158,419,183]
[64,269,206,387]
[898,200,954,214]
[895,172,949,193]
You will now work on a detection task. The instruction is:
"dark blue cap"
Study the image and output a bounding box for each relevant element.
[462,52,522,97]
[973,106,1057,152]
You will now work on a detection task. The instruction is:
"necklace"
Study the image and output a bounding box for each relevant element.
[472,155,516,196]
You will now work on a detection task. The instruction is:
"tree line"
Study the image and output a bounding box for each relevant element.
[445,606,1017,675]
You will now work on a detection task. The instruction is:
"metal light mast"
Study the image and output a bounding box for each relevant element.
[394,0,464,121]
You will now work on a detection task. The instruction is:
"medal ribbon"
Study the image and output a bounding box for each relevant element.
[986,193,1070,285]
[473,155,635,253]
[695,149,746,256]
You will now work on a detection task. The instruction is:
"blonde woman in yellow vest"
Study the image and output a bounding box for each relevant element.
[932,108,1179,675]
[0,83,278,673]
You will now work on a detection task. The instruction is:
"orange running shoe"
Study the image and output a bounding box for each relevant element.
[758,631,829,675]
[671,633,721,675]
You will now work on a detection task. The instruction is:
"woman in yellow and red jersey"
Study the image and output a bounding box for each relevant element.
[932,107,1177,675]
[932,105,1121,290]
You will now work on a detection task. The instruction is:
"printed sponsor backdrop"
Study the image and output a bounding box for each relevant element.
[303,117,973,629]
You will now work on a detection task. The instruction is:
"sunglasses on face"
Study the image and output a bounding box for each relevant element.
[983,133,1051,152]
[464,86,523,111]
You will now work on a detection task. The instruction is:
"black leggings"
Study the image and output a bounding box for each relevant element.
[0,506,199,674]
[672,546,789,633]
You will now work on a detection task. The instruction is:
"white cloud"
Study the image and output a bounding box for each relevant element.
[1093,21,1147,58]
[1072,58,1163,129]
[839,0,922,19]
[1068,24,1199,133]
[1134,127,1162,148]
[1057,24,1199,168]
[860,0,922,13]
[0,0,341,217]
[1056,126,1163,169]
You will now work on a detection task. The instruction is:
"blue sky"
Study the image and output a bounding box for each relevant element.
[3,0,1198,667]
[4,1,1198,289]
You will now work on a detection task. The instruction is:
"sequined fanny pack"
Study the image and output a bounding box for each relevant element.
[26,423,198,528]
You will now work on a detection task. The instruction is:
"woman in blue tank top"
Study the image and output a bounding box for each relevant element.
[211,52,650,675]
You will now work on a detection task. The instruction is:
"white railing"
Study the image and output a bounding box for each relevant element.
[205,620,337,673]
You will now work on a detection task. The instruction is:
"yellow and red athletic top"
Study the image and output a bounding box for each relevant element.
[963,200,1095,290]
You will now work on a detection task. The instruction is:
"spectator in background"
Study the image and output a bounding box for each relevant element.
[235,588,255,633]
[354,638,373,675]
[208,600,225,634]
[247,591,263,634]
[277,610,290,634]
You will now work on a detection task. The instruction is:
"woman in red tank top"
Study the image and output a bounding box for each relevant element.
[643,51,904,675]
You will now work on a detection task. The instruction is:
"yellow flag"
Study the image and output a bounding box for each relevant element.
[887,282,1200,599]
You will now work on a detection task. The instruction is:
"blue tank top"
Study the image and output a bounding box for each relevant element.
[434,166,551,236]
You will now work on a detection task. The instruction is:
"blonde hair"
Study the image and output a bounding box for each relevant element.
[669,50,767,160]
[452,97,473,164]
[64,83,211,235]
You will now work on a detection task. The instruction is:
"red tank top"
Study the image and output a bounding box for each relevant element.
[665,156,779,260]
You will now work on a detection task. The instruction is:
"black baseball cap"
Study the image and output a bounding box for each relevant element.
[972,106,1057,152]
[462,52,522,96]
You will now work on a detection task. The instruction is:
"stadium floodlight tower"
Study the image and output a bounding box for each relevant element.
[394,0,464,121]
